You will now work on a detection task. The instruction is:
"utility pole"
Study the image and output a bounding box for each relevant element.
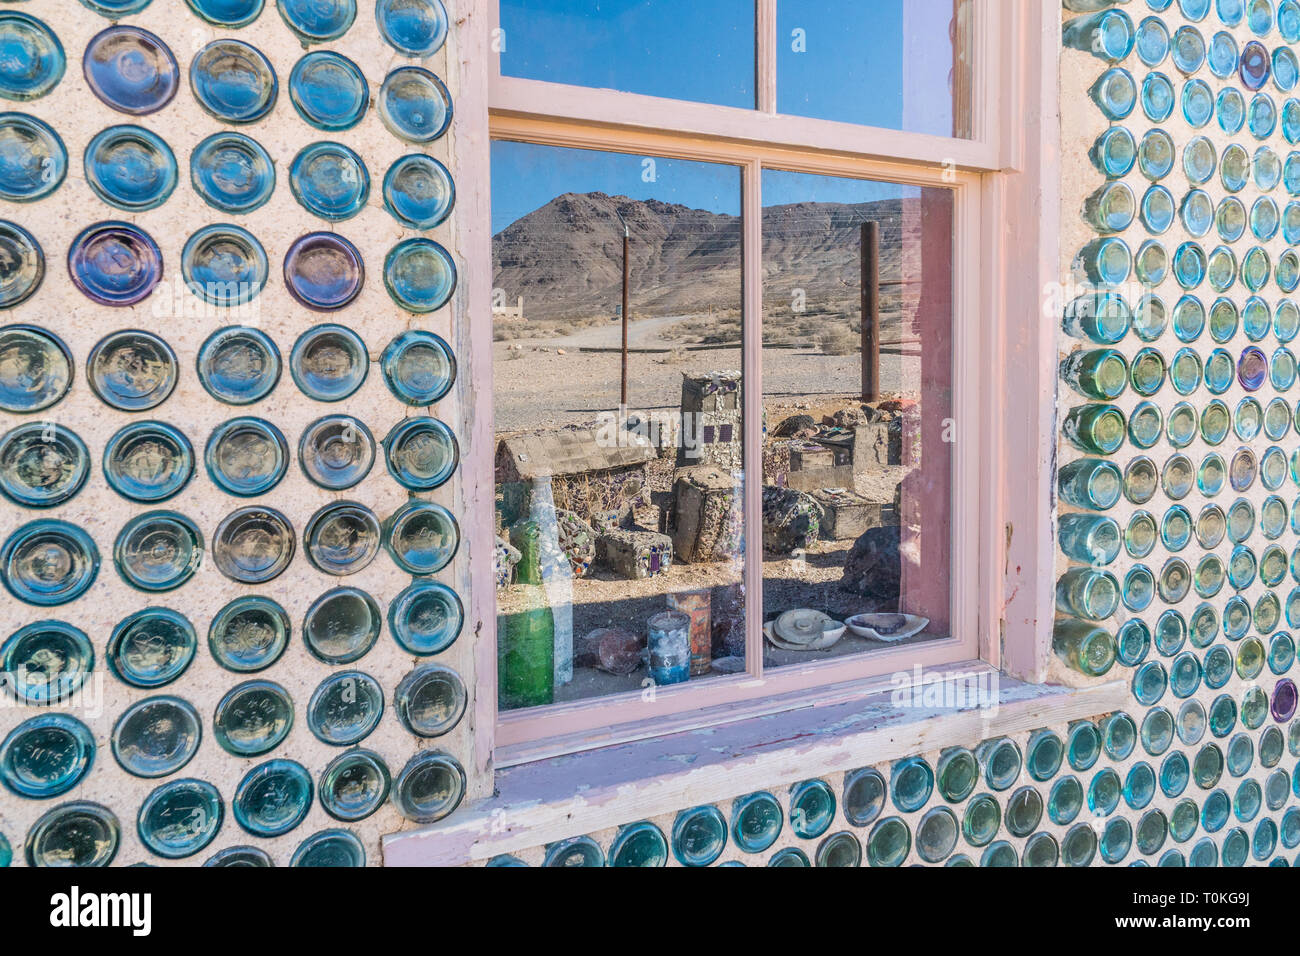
[861,221,880,402]
[618,212,630,406]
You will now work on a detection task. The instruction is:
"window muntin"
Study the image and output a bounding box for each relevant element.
[492,141,747,711]
[498,0,756,109]
[495,1,976,139]
[759,169,954,666]
[775,0,974,137]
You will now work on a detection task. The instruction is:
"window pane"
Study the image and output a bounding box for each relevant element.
[498,0,756,109]
[492,141,746,712]
[777,0,973,137]
[760,169,953,666]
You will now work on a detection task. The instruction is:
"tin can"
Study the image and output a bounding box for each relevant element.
[647,610,691,686]
[667,590,712,676]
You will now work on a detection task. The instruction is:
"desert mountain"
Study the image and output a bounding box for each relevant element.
[491,192,923,325]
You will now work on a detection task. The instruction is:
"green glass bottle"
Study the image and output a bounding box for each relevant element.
[1055,567,1121,620]
[1060,348,1129,400]
[1059,458,1123,511]
[1053,618,1117,677]
[1063,403,1126,454]
[498,520,554,710]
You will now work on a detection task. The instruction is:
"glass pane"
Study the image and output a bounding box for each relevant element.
[760,169,954,666]
[777,0,974,137]
[492,141,746,712]
[498,0,756,109]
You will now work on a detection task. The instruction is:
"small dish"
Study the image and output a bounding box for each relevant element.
[844,613,930,643]
[764,611,844,652]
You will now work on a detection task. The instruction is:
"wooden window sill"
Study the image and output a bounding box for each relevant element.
[382,670,1128,866]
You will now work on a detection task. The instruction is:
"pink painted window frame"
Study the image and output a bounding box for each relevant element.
[464,0,1058,767]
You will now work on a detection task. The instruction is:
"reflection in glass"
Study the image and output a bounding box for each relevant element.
[307,670,383,745]
[388,579,463,655]
[277,0,356,42]
[382,416,458,490]
[208,594,289,673]
[0,12,64,102]
[1,521,99,606]
[289,324,367,401]
[186,0,264,27]
[70,225,163,307]
[382,330,455,405]
[298,414,374,489]
[0,620,93,703]
[377,66,451,143]
[0,422,90,507]
[110,695,201,778]
[197,326,280,405]
[107,607,195,688]
[392,750,465,823]
[500,0,753,109]
[375,0,448,56]
[383,238,456,313]
[205,417,288,497]
[113,511,202,592]
[760,169,952,668]
[0,325,67,410]
[491,140,744,710]
[82,26,177,115]
[383,499,458,574]
[0,228,44,309]
[291,828,366,866]
[304,500,380,575]
[136,778,222,859]
[189,39,277,123]
[213,680,292,757]
[303,586,380,664]
[190,132,275,213]
[24,802,118,868]
[289,51,368,131]
[211,506,295,584]
[283,232,364,310]
[393,663,465,738]
[232,759,312,837]
[181,224,268,307]
[318,751,389,823]
[383,154,454,229]
[87,329,175,409]
[289,141,369,221]
[0,713,94,798]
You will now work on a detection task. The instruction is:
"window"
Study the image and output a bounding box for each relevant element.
[776,0,973,136]
[488,0,998,763]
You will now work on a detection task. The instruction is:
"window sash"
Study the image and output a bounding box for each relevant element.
[488,0,1006,172]
[489,114,986,761]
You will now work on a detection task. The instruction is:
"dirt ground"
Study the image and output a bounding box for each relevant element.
[492,313,922,432]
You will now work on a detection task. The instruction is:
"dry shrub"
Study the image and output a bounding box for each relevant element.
[818,327,859,355]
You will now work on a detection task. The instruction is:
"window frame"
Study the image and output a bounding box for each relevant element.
[475,0,1039,766]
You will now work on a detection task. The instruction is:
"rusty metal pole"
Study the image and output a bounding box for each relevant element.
[621,226,630,407]
[861,221,881,402]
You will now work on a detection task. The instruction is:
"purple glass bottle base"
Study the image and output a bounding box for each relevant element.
[283,232,364,311]
[67,221,163,306]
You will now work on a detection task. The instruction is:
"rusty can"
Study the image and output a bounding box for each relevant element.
[647,610,691,685]
[667,589,712,676]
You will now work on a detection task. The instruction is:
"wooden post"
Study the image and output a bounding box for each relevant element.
[861,221,880,402]
[621,228,630,406]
